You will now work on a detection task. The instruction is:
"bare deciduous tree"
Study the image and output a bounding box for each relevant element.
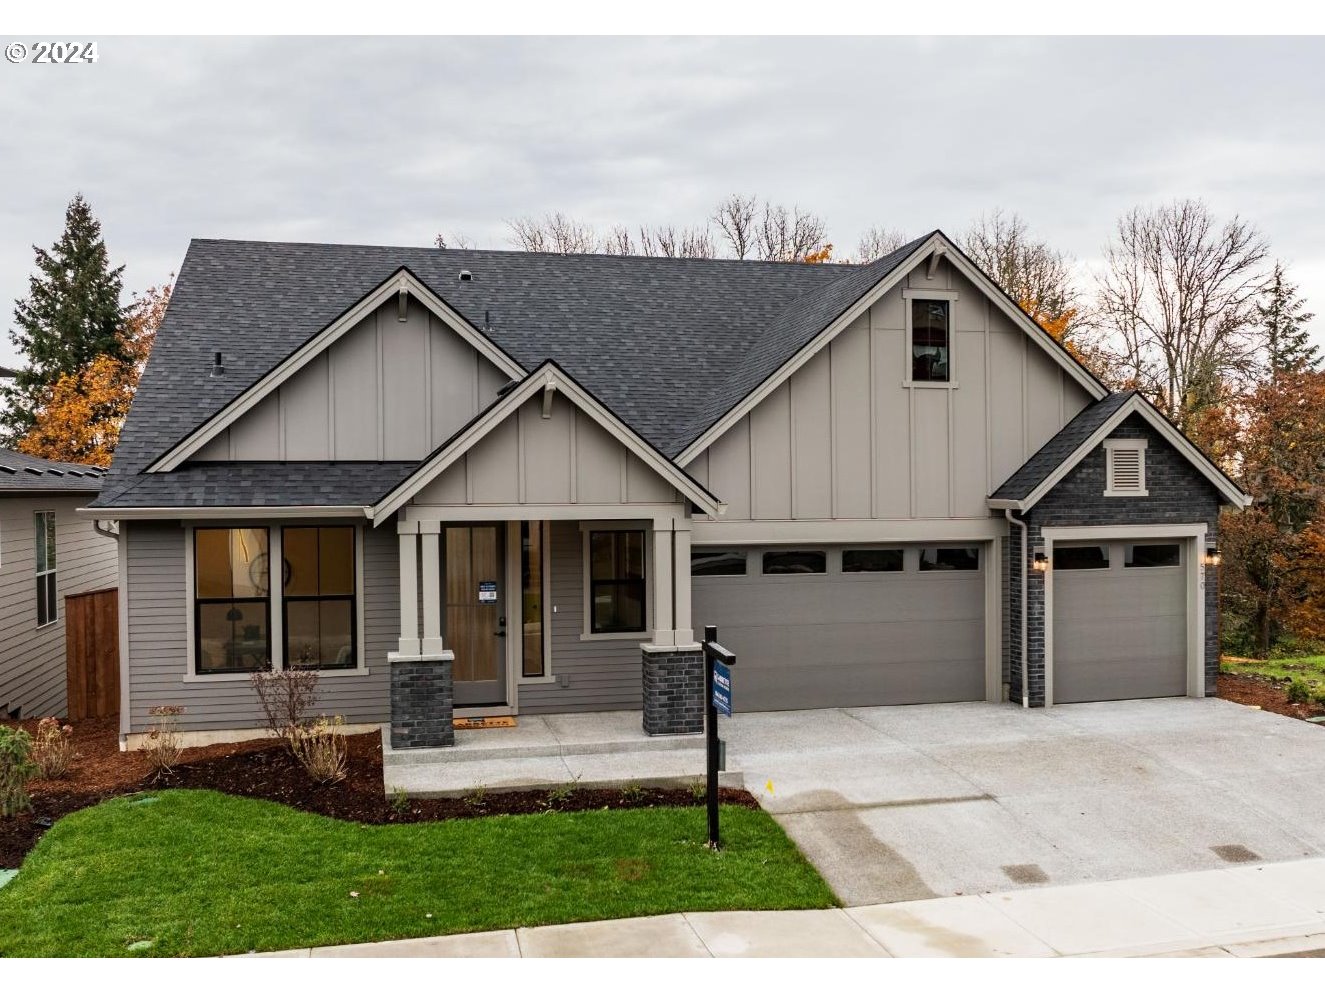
[638,225,716,259]
[712,194,759,259]
[853,226,911,264]
[434,231,475,250]
[506,212,599,254]
[757,202,829,262]
[961,209,1079,325]
[1095,198,1270,427]
[601,225,637,256]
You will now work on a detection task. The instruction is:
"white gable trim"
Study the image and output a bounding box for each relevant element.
[676,232,1109,467]
[987,395,1251,512]
[147,268,526,473]
[370,362,724,522]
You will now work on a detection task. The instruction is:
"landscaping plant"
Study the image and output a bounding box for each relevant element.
[1286,677,1312,705]
[32,717,76,779]
[145,705,185,776]
[250,662,320,751]
[0,726,38,817]
[291,715,348,785]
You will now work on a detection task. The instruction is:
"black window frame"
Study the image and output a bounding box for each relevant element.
[918,545,981,572]
[842,548,905,573]
[911,299,951,383]
[588,530,647,635]
[281,526,358,671]
[762,549,828,576]
[34,510,57,628]
[193,526,272,676]
[691,549,748,577]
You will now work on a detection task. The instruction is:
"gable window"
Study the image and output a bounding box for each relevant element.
[282,527,356,669]
[911,299,951,383]
[195,527,270,674]
[1104,438,1148,497]
[34,511,57,627]
[589,530,646,634]
[762,550,827,575]
[919,546,980,571]
[692,549,747,577]
[842,548,904,573]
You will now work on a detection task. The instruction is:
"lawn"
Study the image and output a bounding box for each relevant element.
[0,789,835,957]
[1221,654,1325,692]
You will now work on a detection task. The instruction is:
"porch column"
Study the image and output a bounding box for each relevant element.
[673,523,694,646]
[396,521,421,656]
[420,521,445,655]
[651,525,675,647]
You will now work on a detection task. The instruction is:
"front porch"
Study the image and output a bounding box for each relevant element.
[382,710,743,798]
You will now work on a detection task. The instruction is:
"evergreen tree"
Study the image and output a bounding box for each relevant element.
[1260,261,1318,378]
[1,193,126,439]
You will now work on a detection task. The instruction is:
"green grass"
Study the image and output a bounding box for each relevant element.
[1221,654,1325,693]
[0,789,834,957]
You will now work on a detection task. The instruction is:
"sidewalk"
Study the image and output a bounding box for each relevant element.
[249,857,1325,958]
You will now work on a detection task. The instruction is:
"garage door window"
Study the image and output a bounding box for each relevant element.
[692,550,747,577]
[1053,544,1109,570]
[588,530,646,634]
[1126,543,1181,568]
[762,550,826,575]
[919,546,980,571]
[842,548,904,573]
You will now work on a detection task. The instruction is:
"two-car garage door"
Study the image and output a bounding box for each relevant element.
[691,544,987,711]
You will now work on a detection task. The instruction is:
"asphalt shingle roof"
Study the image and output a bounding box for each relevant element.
[989,390,1136,502]
[101,461,417,508]
[98,236,933,509]
[0,448,105,494]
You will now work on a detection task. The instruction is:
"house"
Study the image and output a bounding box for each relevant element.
[87,231,1250,749]
[1,449,117,719]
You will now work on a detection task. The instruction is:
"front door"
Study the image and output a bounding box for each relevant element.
[444,525,507,706]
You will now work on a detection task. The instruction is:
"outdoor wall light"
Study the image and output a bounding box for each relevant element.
[1204,543,1222,567]
[1032,547,1049,572]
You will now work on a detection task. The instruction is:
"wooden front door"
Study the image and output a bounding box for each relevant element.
[444,525,507,706]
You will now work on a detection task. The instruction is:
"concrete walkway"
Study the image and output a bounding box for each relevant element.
[252,858,1325,957]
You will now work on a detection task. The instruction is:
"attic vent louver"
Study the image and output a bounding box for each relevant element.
[1104,438,1148,497]
[210,352,224,378]
[458,270,474,282]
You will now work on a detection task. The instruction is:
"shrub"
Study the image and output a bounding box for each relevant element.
[542,776,581,812]
[0,726,38,817]
[250,662,320,752]
[291,715,348,784]
[1286,677,1311,705]
[144,705,185,775]
[32,717,75,779]
[389,786,411,815]
[620,782,647,804]
[462,785,488,811]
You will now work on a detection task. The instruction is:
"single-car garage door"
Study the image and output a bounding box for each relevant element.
[1052,540,1188,704]
[691,544,987,711]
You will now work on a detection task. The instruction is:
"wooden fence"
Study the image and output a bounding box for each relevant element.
[65,587,119,721]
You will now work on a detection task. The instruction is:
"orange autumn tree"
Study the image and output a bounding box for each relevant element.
[17,281,171,467]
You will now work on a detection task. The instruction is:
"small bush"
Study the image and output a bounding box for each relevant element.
[542,777,580,812]
[462,785,488,811]
[389,786,411,815]
[145,705,185,775]
[0,726,38,817]
[620,782,647,804]
[32,717,75,779]
[687,777,706,802]
[250,663,320,752]
[291,715,348,784]
[1286,677,1311,705]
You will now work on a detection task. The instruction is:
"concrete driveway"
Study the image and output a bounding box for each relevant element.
[723,698,1325,907]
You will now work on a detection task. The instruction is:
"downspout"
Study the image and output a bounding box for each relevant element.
[1005,509,1029,708]
[92,519,119,540]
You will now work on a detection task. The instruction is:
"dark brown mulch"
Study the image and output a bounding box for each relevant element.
[0,716,757,869]
[1217,672,1325,723]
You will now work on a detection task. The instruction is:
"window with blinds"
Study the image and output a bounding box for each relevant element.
[1104,439,1148,496]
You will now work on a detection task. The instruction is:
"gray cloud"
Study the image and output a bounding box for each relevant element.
[2,35,1322,366]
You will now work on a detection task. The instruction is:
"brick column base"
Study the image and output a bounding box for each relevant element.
[642,647,704,735]
[390,654,454,749]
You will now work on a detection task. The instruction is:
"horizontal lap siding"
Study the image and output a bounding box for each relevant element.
[0,494,117,718]
[125,521,395,733]
[517,520,643,715]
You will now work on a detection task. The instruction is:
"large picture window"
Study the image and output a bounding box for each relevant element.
[195,527,270,674]
[282,526,356,669]
[35,511,57,627]
[589,530,646,634]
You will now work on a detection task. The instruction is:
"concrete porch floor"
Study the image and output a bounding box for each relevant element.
[382,711,743,797]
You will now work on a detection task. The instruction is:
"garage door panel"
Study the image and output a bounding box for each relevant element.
[692,544,986,711]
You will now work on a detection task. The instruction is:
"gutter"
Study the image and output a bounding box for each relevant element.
[1005,508,1030,709]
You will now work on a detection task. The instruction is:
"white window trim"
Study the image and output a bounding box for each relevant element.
[1104,438,1149,497]
[34,509,57,629]
[183,522,370,682]
[902,291,959,389]
[516,520,557,684]
[579,522,651,641]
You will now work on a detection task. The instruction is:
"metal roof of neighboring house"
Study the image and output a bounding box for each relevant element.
[0,448,105,493]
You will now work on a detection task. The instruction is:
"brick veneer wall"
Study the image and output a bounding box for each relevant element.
[1006,413,1223,706]
[390,655,455,748]
[641,648,704,735]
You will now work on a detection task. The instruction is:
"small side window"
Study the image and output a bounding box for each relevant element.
[919,546,980,571]
[762,550,827,575]
[1053,545,1110,570]
[911,299,951,383]
[1126,543,1180,568]
[692,550,747,577]
[842,548,904,573]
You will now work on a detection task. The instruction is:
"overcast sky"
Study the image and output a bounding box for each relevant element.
[2,35,1322,367]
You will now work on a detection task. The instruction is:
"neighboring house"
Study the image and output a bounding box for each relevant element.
[88,231,1249,748]
[1,449,117,719]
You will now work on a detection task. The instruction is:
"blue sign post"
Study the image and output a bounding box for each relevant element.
[712,659,732,717]
[702,625,736,849]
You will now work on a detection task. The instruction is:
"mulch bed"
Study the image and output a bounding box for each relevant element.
[1217,671,1325,723]
[0,717,757,869]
